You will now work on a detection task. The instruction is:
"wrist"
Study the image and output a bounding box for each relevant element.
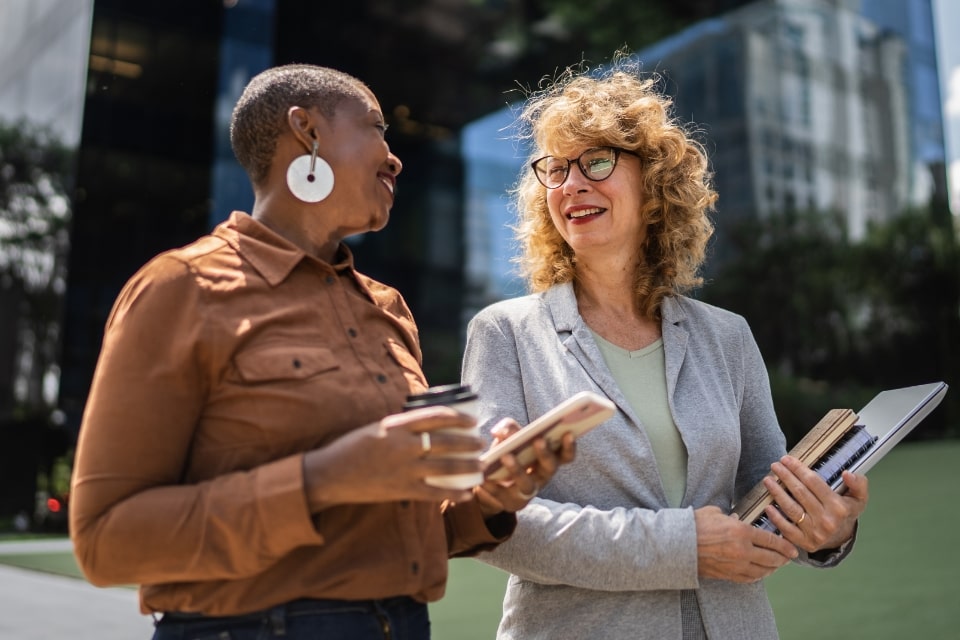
[473,486,505,518]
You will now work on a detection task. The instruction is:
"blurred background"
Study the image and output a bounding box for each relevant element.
[0,0,956,536]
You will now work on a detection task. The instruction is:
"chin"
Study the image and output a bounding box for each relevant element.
[369,212,390,232]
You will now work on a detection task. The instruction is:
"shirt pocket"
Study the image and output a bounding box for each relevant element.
[385,338,428,392]
[233,345,340,383]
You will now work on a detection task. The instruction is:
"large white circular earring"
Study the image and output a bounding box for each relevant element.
[286,140,334,203]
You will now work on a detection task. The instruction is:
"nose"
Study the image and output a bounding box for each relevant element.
[386,151,402,176]
[562,162,592,193]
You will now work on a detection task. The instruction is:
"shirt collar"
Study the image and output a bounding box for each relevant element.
[215,211,356,286]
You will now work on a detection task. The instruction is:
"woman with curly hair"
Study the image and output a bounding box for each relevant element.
[461,57,868,639]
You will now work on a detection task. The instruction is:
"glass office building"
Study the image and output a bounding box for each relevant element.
[0,0,95,518]
[0,0,949,435]
[0,0,486,436]
[860,0,949,210]
[49,0,492,432]
[461,0,950,300]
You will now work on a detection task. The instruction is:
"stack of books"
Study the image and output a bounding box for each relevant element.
[733,382,948,533]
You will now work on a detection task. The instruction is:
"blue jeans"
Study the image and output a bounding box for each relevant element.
[152,596,430,640]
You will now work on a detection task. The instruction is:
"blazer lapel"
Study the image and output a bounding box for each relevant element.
[660,296,689,404]
[543,283,641,425]
[545,285,691,414]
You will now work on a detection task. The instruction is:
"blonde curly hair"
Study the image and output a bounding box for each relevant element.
[512,56,717,320]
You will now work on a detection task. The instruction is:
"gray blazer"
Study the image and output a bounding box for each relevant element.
[462,282,851,640]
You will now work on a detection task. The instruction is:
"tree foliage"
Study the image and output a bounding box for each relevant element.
[0,118,75,415]
[698,208,960,443]
[851,209,960,398]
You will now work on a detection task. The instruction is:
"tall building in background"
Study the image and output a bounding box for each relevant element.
[462,107,529,315]
[655,0,947,243]
[0,0,948,447]
[1,0,491,438]
[859,0,949,210]
[0,0,93,414]
[58,2,227,431]
[0,1,92,147]
[0,0,94,517]
[462,0,948,304]
[666,0,916,243]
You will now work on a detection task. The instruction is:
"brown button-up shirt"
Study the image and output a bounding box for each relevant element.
[70,211,513,616]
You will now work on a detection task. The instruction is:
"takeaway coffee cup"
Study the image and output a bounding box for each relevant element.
[403,384,483,490]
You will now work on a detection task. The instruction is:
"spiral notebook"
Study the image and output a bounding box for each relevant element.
[734,381,948,532]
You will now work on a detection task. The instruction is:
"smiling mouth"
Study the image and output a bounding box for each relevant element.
[378,175,395,195]
[567,207,604,219]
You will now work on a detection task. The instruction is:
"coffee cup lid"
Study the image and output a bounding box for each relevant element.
[404,383,477,409]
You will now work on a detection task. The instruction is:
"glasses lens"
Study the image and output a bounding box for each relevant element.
[533,147,622,188]
[579,148,617,181]
[533,156,569,188]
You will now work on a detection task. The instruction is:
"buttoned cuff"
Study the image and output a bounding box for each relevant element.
[255,454,326,556]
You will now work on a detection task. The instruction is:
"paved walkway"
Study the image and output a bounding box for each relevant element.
[0,539,155,639]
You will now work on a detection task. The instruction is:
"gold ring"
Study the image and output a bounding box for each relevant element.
[796,511,806,526]
[420,432,431,455]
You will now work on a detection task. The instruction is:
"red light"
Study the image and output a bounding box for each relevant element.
[47,498,62,513]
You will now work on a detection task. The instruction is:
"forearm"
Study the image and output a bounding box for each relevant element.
[479,499,700,591]
[71,453,321,586]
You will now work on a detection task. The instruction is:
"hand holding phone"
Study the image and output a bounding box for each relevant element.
[481,391,615,481]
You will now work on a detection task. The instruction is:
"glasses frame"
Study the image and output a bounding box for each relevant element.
[530,146,640,189]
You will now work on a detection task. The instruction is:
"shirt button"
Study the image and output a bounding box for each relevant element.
[292,359,301,369]
[411,562,419,575]
[376,374,388,384]
[400,501,409,508]
[348,328,357,338]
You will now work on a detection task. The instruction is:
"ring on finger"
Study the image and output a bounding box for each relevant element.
[796,510,806,526]
[420,432,432,455]
[518,484,539,500]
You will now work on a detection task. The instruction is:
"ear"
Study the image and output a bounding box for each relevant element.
[286,106,318,151]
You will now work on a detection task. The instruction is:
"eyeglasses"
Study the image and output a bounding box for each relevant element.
[531,146,639,189]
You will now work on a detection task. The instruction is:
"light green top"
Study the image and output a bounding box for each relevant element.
[591,331,688,507]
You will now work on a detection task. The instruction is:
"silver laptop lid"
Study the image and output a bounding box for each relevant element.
[846,381,948,478]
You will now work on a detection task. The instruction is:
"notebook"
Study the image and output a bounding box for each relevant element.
[736,381,948,531]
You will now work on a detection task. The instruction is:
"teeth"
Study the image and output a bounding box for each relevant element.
[569,207,603,218]
[380,177,394,194]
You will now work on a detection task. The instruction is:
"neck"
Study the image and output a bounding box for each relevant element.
[252,194,339,263]
[574,261,661,350]
[573,253,640,315]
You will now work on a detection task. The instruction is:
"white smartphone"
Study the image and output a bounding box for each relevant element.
[481,391,616,481]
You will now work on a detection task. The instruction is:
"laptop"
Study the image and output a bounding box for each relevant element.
[745,381,948,532]
[826,381,949,491]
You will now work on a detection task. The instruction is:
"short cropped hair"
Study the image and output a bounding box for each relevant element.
[230,64,368,184]
[512,55,717,320]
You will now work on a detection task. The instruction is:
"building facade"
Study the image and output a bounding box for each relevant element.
[0,0,480,435]
[0,0,948,443]
[0,0,95,517]
[462,0,948,303]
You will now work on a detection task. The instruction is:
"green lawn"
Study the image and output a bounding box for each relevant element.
[430,439,960,639]
[762,439,960,640]
[2,440,957,639]
[0,550,83,577]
